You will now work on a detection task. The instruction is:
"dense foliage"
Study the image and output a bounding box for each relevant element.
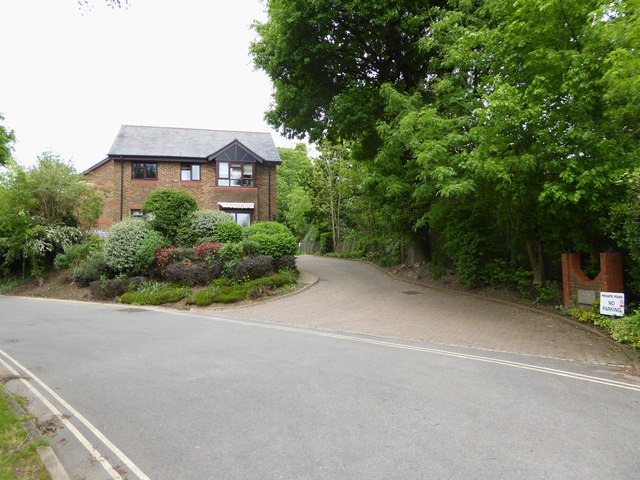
[142,189,198,243]
[0,114,15,166]
[257,0,640,295]
[244,221,297,257]
[189,209,233,243]
[0,153,103,278]
[103,218,166,275]
[213,221,243,243]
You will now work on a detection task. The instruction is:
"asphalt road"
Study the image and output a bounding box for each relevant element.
[1,260,640,479]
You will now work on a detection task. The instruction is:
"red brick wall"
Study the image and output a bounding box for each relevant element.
[84,159,117,230]
[84,159,278,229]
[561,252,624,307]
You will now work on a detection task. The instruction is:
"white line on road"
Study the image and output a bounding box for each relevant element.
[0,349,151,480]
[198,314,640,392]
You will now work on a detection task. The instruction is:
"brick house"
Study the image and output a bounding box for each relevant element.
[84,125,281,230]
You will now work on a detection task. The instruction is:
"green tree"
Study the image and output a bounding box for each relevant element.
[276,144,314,237]
[0,153,102,278]
[251,0,445,157]
[142,189,198,244]
[0,114,15,166]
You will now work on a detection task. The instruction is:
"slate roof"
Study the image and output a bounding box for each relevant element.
[106,125,281,164]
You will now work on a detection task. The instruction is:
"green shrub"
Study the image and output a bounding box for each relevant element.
[89,277,129,299]
[218,243,244,264]
[117,283,192,305]
[243,221,292,238]
[72,254,109,286]
[568,306,640,350]
[274,254,296,272]
[240,239,261,257]
[133,230,168,274]
[187,272,297,306]
[54,235,104,270]
[228,255,274,281]
[173,247,196,263]
[319,232,333,254]
[103,218,158,275]
[142,189,198,242]
[249,232,297,258]
[213,221,243,243]
[190,210,233,238]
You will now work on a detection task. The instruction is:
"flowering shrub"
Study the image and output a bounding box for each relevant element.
[155,247,177,268]
[193,242,223,262]
[104,218,161,275]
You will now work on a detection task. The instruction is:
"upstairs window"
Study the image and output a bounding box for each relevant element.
[217,162,254,187]
[215,143,257,187]
[181,163,200,181]
[132,162,157,180]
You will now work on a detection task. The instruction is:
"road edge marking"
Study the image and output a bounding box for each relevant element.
[0,349,151,480]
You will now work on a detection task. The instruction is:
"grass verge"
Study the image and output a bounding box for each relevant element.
[116,285,192,305]
[187,272,298,306]
[0,385,50,480]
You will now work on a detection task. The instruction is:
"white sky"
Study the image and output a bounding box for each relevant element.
[1,0,300,173]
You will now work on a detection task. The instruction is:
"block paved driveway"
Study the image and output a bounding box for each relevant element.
[209,255,638,369]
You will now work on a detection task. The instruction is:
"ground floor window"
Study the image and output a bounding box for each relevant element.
[130,209,144,218]
[225,211,251,227]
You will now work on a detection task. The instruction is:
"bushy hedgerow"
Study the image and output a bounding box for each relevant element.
[104,218,165,275]
[163,259,223,286]
[213,221,243,243]
[228,255,274,281]
[142,189,198,243]
[54,235,104,271]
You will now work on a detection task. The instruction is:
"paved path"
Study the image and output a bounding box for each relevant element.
[212,256,637,369]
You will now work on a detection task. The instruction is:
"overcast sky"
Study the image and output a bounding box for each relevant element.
[1,0,299,172]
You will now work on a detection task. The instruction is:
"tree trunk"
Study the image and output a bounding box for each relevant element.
[526,239,545,285]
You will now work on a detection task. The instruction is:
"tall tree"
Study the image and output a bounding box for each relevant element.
[252,0,448,158]
[276,145,314,237]
[0,153,103,277]
[0,114,15,166]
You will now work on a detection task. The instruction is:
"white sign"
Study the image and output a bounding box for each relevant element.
[600,292,625,317]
